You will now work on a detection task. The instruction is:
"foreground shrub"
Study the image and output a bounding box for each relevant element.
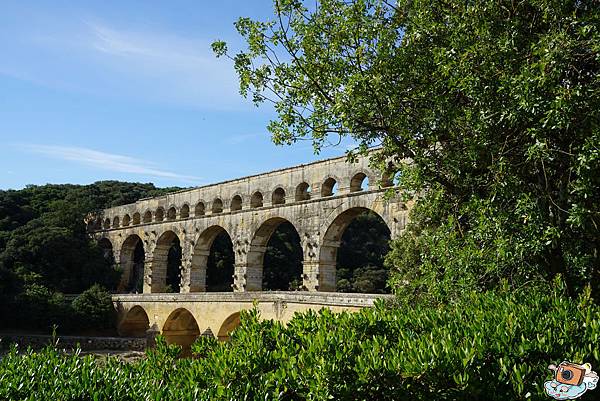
[0,281,598,400]
[71,284,116,330]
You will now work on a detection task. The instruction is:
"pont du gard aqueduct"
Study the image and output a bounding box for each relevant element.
[87,152,409,347]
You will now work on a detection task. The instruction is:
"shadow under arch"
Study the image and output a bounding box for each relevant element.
[162,308,200,351]
[318,207,392,292]
[217,312,241,341]
[248,217,303,291]
[118,305,149,337]
[98,237,114,262]
[191,225,234,292]
[152,230,182,293]
[119,234,145,293]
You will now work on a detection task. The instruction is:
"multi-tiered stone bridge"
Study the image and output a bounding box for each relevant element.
[88,153,407,345]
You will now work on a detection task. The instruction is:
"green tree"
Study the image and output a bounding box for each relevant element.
[207,232,235,291]
[337,211,391,293]
[263,222,303,290]
[71,284,116,330]
[0,181,181,330]
[214,0,600,300]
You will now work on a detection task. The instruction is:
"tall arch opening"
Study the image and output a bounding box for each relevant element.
[167,207,177,220]
[230,195,242,211]
[153,231,182,293]
[122,214,131,226]
[103,218,111,230]
[155,208,164,222]
[98,238,114,264]
[112,216,120,228]
[350,172,369,192]
[195,202,205,216]
[321,177,338,197]
[272,188,285,205]
[180,204,190,218]
[251,191,263,208]
[207,230,234,291]
[321,208,391,293]
[118,306,149,337]
[212,199,223,214]
[295,182,311,201]
[162,308,200,352]
[250,218,303,291]
[191,226,234,292]
[143,210,152,223]
[217,312,241,341]
[120,234,145,293]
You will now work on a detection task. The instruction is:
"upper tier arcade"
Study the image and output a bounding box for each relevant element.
[88,152,410,293]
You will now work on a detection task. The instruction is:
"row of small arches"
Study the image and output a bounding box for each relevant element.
[102,173,377,230]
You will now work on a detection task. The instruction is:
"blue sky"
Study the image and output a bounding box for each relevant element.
[0,1,354,190]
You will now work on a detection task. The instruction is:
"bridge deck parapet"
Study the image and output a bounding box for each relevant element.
[112,291,393,308]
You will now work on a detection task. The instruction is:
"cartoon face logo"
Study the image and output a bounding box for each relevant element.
[544,362,598,400]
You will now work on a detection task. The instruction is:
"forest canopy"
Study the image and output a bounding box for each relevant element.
[0,182,181,331]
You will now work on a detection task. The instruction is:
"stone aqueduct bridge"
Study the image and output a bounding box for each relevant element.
[89,153,408,344]
[113,292,392,347]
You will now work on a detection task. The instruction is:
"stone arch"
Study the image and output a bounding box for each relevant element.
[272,187,285,205]
[143,210,152,223]
[191,225,234,292]
[119,234,145,292]
[155,207,164,222]
[317,206,392,292]
[217,312,241,341]
[103,218,111,230]
[150,230,183,293]
[112,216,120,228]
[350,172,369,192]
[122,214,131,227]
[180,204,190,218]
[167,206,177,220]
[295,182,311,201]
[230,195,243,212]
[162,308,200,351]
[251,191,263,208]
[212,198,223,214]
[98,237,114,263]
[380,169,395,188]
[132,212,141,225]
[321,176,339,197]
[195,201,205,216]
[247,217,303,291]
[118,305,149,337]
[95,217,103,230]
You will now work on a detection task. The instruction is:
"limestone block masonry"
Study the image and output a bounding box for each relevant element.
[113,292,394,344]
[88,152,411,294]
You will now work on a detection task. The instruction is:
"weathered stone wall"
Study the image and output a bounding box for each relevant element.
[0,334,147,351]
[114,291,392,344]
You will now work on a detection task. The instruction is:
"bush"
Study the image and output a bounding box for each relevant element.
[71,284,116,330]
[0,279,598,400]
[11,284,71,331]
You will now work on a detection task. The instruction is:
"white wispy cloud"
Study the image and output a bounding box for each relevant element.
[20,144,201,183]
[223,133,267,145]
[1,17,246,110]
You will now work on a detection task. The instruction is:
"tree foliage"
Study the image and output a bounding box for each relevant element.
[0,181,180,331]
[263,222,303,290]
[1,280,598,400]
[337,211,391,293]
[71,284,116,330]
[214,0,600,300]
[207,232,235,292]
